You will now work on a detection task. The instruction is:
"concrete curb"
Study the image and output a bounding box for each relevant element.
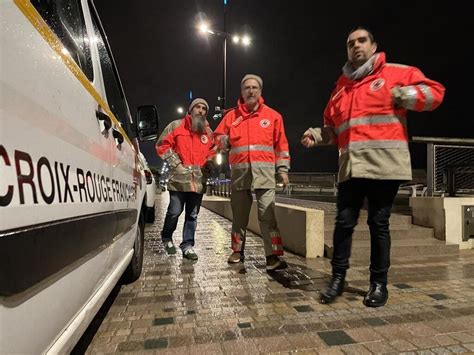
[201,196,325,258]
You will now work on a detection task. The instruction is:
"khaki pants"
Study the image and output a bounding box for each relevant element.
[230,189,283,256]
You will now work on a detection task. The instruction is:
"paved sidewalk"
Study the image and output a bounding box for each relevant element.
[84,193,474,354]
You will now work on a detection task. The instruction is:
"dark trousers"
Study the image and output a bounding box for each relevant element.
[161,191,203,252]
[332,178,401,284]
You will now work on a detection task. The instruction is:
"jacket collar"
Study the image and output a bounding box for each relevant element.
[342,52,386,82]
[237,96,265,117]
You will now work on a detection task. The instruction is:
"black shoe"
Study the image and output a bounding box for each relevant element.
[363,282,388,307]
[265,255,288,271]
[320,274,345,304]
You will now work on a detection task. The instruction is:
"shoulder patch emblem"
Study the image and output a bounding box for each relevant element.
[200,135,209,144]
[370,78,385,91]
[260,119,270,128]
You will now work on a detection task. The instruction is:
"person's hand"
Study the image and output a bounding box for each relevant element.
[278,172,289,187]
[218,136,231,152]
[301,129,316,148]
[391,86,403,108]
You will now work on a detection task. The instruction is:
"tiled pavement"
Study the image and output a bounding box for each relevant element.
[83,193,474,354]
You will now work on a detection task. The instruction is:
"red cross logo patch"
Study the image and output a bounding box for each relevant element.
[370,78,385,91]
[260,119,270,128]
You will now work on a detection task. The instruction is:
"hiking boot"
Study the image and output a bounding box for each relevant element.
[183,248,198,261]
[228,252,244,263]
[164,241,176,255]
[265,255,288,271]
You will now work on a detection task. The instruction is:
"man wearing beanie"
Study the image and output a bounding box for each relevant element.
[214,74,291,271]
[156,98,216,260]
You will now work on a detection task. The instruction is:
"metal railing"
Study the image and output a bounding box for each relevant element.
[206,173,339,198]
[285,172,338,196]
[412,136,474,196]
[207,178,232,197]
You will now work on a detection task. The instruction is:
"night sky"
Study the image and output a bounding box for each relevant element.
[94,0,472,172]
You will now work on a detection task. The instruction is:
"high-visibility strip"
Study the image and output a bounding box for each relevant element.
[275,151,290,157]
[418,84,434,111]
[162,149,181,167]
[157,119,182,146]
[335,115,406,135]
[231,233,243,252]
[271,235,283,255]
[231,162,275,169]
[401,85,418,110]
[341,140,409,153]
[230,145,274,155]
[13,0,134,149]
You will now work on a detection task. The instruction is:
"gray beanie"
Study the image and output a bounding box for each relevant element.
[188,98,209,113]
[241,74,263,89]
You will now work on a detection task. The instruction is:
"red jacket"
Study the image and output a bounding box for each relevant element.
[156,115,215,193]
[323,52,445,181]
[214,97,290,190]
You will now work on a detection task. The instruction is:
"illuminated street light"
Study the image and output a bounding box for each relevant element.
[216,153,222,165]
[177,107,184,114]
[241,35,251,46]
[197,20,252,118]
[198,23,209,33]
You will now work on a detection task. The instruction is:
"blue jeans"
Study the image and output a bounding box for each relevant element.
[331,178,401,284]
[161,191,203,252]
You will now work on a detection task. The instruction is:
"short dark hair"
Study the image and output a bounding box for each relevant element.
[348,26,375,43]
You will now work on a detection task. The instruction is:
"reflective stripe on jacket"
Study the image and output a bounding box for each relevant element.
[156,115,215,193]
[321,52,445,182]
[214,96,290,190]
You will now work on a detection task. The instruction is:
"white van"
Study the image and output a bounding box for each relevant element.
[0,0,159,353]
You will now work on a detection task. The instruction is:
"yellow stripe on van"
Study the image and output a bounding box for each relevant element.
[13,0,134,149]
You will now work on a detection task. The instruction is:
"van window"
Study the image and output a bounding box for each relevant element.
[89,8,132,134]
[31,0,93,81]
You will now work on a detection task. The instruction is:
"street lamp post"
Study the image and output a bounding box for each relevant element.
[222,28,227,112]
[221,6,227,112]
[198,20,251,120]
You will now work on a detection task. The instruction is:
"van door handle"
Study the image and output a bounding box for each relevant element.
[96,110,112,133]
[112,127,124,147]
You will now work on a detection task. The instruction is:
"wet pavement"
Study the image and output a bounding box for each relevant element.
[82,193,474,354]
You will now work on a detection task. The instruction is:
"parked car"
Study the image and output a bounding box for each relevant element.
[0,0,159,353]
[159,161,169,191]
[139,153,156,223]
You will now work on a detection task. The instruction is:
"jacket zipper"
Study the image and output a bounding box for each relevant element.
[191,133,196,192]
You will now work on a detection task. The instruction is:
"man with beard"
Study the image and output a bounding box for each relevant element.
[156,98,215,260]
[301,27,445,307]
[214,74,291,271]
